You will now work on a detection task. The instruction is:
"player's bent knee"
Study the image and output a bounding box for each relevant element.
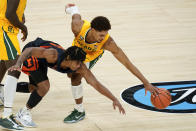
[37,86,49,97]
[37,82,50,97]
[71,73,82,85]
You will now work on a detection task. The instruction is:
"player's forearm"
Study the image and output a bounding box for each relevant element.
[72,14,81,20]
[65,4,82,36]
[127,64,150,85]
[6,13,26,31]
[16,48,32,67]
[71,14,82,36]
[93,82,118,102]
[114,48,150,85]
[82,66,119,102]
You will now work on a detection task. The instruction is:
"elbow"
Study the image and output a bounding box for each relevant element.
[24,47,32,52]
[72,14,81,19]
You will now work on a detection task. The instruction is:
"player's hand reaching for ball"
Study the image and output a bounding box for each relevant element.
[113,99,125,114]
[144,83,159,96]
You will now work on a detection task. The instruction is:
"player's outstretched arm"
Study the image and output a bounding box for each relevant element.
[77,63,125,114]
[65,4,83,37]
[103,37,159,96]
[9,47,57,72]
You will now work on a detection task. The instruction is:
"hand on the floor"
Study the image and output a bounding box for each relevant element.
[113,99,126,115]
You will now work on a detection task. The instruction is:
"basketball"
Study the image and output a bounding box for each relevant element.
[151,88,172,109]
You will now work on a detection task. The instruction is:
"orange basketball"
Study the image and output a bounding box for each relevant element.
[151,88,172,109]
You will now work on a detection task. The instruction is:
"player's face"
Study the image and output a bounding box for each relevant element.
[69,60,81,71]
[93,29,108,43]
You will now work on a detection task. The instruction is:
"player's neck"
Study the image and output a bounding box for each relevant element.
[86,29,97,43]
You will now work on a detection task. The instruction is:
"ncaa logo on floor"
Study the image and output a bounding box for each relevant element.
[121,81,196,113]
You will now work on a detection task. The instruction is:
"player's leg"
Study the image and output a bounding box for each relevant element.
[16,79,49,128]
[0,29,23,130]
[3,56,21,116]
[0,57,23,130]
[16,60,49,128]
[0,31,7,105]
[0,60,7,83]
[0,60,6,105]
[64,73,85,123]
[16,82,36,93]
[1,38,39,110]
[64,53,103,123]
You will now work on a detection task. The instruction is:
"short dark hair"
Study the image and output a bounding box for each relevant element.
[64,46,86,62]
[91,16,111,31]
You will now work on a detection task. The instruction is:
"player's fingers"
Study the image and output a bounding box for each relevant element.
[118,107,122,114]
[17,68,22,72]
[121,107,126,114]
[151,87,159,96]
[8,67,15,71]
[113,103,116,110]
[154,88,159,96]
[9,69,14,72]
[10,67,21,72]
[119,106,125,114]
[8,67,12,71]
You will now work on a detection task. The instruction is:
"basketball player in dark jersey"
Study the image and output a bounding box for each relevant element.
[7,37,125,128]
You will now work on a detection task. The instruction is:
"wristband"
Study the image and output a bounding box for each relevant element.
[66,6,80,16]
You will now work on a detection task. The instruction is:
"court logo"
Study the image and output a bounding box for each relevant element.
[121,81,196,113]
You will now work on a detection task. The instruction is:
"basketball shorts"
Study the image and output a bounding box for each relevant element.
[22,56,48,86]
[0,25,21,60]
[85,51,104,69]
